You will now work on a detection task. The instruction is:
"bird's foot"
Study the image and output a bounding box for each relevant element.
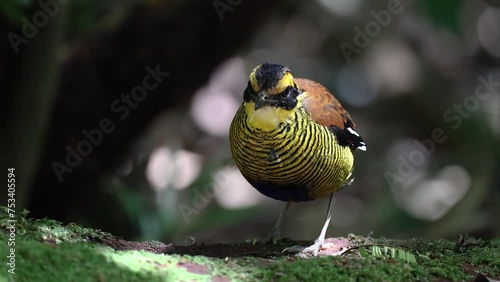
[245,232,281,245]
[300,241,322,257]
[261,232,281,244]
[283,239,323,257]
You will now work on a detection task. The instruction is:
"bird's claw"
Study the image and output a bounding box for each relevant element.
[261,233,280,244]
[282,245,305,253]
[246,233,280,245]
[244,238,259,245]
[300,242,322,257]
[282,241,323,257]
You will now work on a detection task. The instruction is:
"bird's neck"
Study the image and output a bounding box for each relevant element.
[245,102,294,132]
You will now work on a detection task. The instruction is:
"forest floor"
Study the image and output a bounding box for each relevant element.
[0,209,499,282]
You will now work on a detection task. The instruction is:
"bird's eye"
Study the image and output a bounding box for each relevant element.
[274,86,298,110]
[278,86,293,99]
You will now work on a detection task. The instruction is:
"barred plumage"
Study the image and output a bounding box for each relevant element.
[228,63,365,256]
[230,105,354,202]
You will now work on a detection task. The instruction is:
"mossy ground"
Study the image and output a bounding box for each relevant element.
[0,208,498,282]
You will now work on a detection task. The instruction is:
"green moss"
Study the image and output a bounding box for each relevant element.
[0,207,109,243]
[0,209,242,281]
[403,238,500,280]
[0,209,498,282]
[252,256,415,282]
[1,239,160,282]
[0,238,254,282]
[246,237,500,282]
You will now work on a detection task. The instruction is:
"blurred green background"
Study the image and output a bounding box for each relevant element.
[1,0,499,245]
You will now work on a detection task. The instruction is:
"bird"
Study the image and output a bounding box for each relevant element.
[229,63,366,256]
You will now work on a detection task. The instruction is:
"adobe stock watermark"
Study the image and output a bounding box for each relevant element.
[6,168,17,275]
[384,74,500,190]
[340,0,410,64]
[51,64,170,182]
[7,0,70,54]
[213,0,242,22]
[177,163,234,224]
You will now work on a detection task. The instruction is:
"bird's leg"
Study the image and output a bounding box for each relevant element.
[260,201,292,244]
[284,193,337,256]
[301,193,337,256]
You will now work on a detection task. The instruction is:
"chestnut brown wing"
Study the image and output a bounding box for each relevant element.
[295,78,355,129]
[295,78,366,151]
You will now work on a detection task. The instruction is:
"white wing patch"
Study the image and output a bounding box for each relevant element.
[347,127,360,137]
[347,127,367,151]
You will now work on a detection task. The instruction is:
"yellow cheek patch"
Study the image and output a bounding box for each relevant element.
[249,66,261,92]
[245,102,294,132]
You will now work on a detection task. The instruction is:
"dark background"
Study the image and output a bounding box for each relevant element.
[1,0,499,244]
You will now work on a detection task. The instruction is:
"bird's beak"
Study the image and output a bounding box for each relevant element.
[254,91,268,110]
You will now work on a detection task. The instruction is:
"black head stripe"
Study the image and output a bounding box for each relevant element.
[255,63,290,90]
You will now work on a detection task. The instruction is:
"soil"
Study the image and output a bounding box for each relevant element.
[95,235,358,258]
